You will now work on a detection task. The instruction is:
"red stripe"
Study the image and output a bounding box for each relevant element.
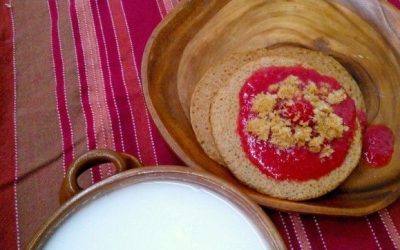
[119,0,161,165]
[69,0,101,182]
[368,212,397,249]
[0,1,18,248]
[300,215,327,250]
[107,0,158,165]
[48,0,75,173]
[120,0,161,66]
[389,0,400,9]
[90,0,124,152]
[388,200,400,236]
[154,0,167,17]
[96,0,142,159]
[121,0,183,165]
[268,211,295,249]
[379,209,400,248]
[162,0,173,13]
[274,212,302,250]
[149,122,183,165]
[290,213,312,250]
[366,216,383,250]
[317,216,378,249]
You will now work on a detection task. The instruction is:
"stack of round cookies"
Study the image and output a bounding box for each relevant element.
[190,47,365,200]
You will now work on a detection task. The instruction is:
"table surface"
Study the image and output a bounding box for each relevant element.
[1,0,400,249]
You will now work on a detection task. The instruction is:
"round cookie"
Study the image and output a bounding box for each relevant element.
[190,49,272,164]
[191,46,365,166]
[210,56,362,200]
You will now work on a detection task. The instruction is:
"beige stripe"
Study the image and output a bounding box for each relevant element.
[75,0,115,178]
[163,0,174,13]
[58,0,92,186]
[279,212,294,249]
[13,1,64,247]
[379,209,400,248]
[290,213,312,250]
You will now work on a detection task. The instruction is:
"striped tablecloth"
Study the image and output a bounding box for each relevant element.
[1,0,400,249]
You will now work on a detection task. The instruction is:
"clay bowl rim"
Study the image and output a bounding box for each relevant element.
[28,166,286,250]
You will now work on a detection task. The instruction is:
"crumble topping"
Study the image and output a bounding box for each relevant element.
[327,89,347,104]
[305,81,319,96]
[320,83,331,96]
[245,75,349,159]
[315,112,347,140]
[251,93,277,117]
[270,125,295,148]
[276,75,301,99]
[268,83,280,92]
[320,145,334,159]
[246,118,270,140]
[294,126,312,146]
[308,136,324,153]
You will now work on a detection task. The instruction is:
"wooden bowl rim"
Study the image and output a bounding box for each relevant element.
[141,0,400,217]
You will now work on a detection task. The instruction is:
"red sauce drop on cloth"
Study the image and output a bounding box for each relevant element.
[362,125,394,167]
[238,66,357,181]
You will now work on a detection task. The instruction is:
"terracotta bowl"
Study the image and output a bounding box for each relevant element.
[28,149,285,249]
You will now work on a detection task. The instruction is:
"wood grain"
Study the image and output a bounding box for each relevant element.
[142,0,400,216]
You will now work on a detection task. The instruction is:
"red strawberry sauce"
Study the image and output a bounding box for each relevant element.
[238,66,357,181]
[362,125,394,167]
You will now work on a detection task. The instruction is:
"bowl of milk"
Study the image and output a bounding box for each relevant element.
[28,150,285,250]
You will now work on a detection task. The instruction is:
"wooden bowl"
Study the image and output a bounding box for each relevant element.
[28,150,285,249]
[142,0,400,216]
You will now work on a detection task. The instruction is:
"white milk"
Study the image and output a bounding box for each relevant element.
[44,181,270,250]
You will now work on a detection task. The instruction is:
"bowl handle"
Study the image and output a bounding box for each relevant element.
[59,149,142,205]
